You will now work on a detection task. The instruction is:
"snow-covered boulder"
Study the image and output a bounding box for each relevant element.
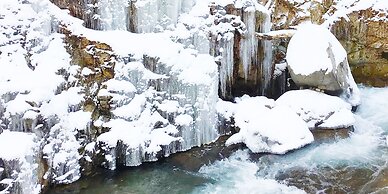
[286,24,360,106]
[222,96,313,154]
[276,89,355,129]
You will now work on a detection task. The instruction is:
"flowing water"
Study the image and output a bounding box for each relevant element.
[48,87,388,194]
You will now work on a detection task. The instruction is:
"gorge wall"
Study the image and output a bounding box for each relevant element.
[0,0,387,193]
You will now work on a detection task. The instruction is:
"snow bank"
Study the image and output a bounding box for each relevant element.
[221,95,313,154]
[276,90,355,129]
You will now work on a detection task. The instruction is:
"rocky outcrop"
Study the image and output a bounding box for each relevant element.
[270,0,333,30]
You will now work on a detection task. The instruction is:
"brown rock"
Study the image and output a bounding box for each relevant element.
[331,9,388,86]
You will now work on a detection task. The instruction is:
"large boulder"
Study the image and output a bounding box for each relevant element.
[286,24,360,106]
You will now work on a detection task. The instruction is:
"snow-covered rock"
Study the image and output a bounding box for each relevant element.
[286,24,360,106]
[222,95,313,154]
[226,101,314,154]
[276,89,355,129]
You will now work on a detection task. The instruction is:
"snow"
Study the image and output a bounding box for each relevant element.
[216,99,236,121]
[85,142,96,152]
[323,0,388,26]
[0,131,36,161]
[274,62,287,77]
[0,0,375,192]
[221,89,359,153]
[318,108,356,129]
[81,67,94,76]
[175,114,193,126]
[97,117,180,155]
[286,23,347,76]
[104,79,137,94]
[226,104,314,154]
[113,94,146,120]
[285,23,360,106]
[276,89,355,129]
[220,95,313,154]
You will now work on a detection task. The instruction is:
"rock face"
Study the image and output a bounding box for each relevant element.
[286,24,360,106]
[331,8,388,87]
[270,0,332,30]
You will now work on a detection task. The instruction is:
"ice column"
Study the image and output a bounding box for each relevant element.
[240,7,258,79]
[239,3,272,95]
[134,0,197,33]
[219,33,235,98]
[261,10,272,95]
[98,0,129,30]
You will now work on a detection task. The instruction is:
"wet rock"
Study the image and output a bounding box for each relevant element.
[166,135,243,171]
[360,166,388,193]
[311,127,352,143]
[276,166,376,193]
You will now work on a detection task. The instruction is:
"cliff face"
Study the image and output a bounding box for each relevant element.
[332,9,388,86]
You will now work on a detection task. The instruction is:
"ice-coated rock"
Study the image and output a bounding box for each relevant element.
[286,24,360,106]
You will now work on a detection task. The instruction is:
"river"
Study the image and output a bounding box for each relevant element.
[48,86,388,194]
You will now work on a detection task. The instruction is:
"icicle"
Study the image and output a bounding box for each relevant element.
[240,7,258,80]
[97,0,129,30]
[261,11,273,95]
[219,33,234,98]
[134,0,197,33]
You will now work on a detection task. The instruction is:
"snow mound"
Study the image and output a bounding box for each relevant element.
[223,96,313,154]
[286,23,360,106]
[276,89,355,129]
